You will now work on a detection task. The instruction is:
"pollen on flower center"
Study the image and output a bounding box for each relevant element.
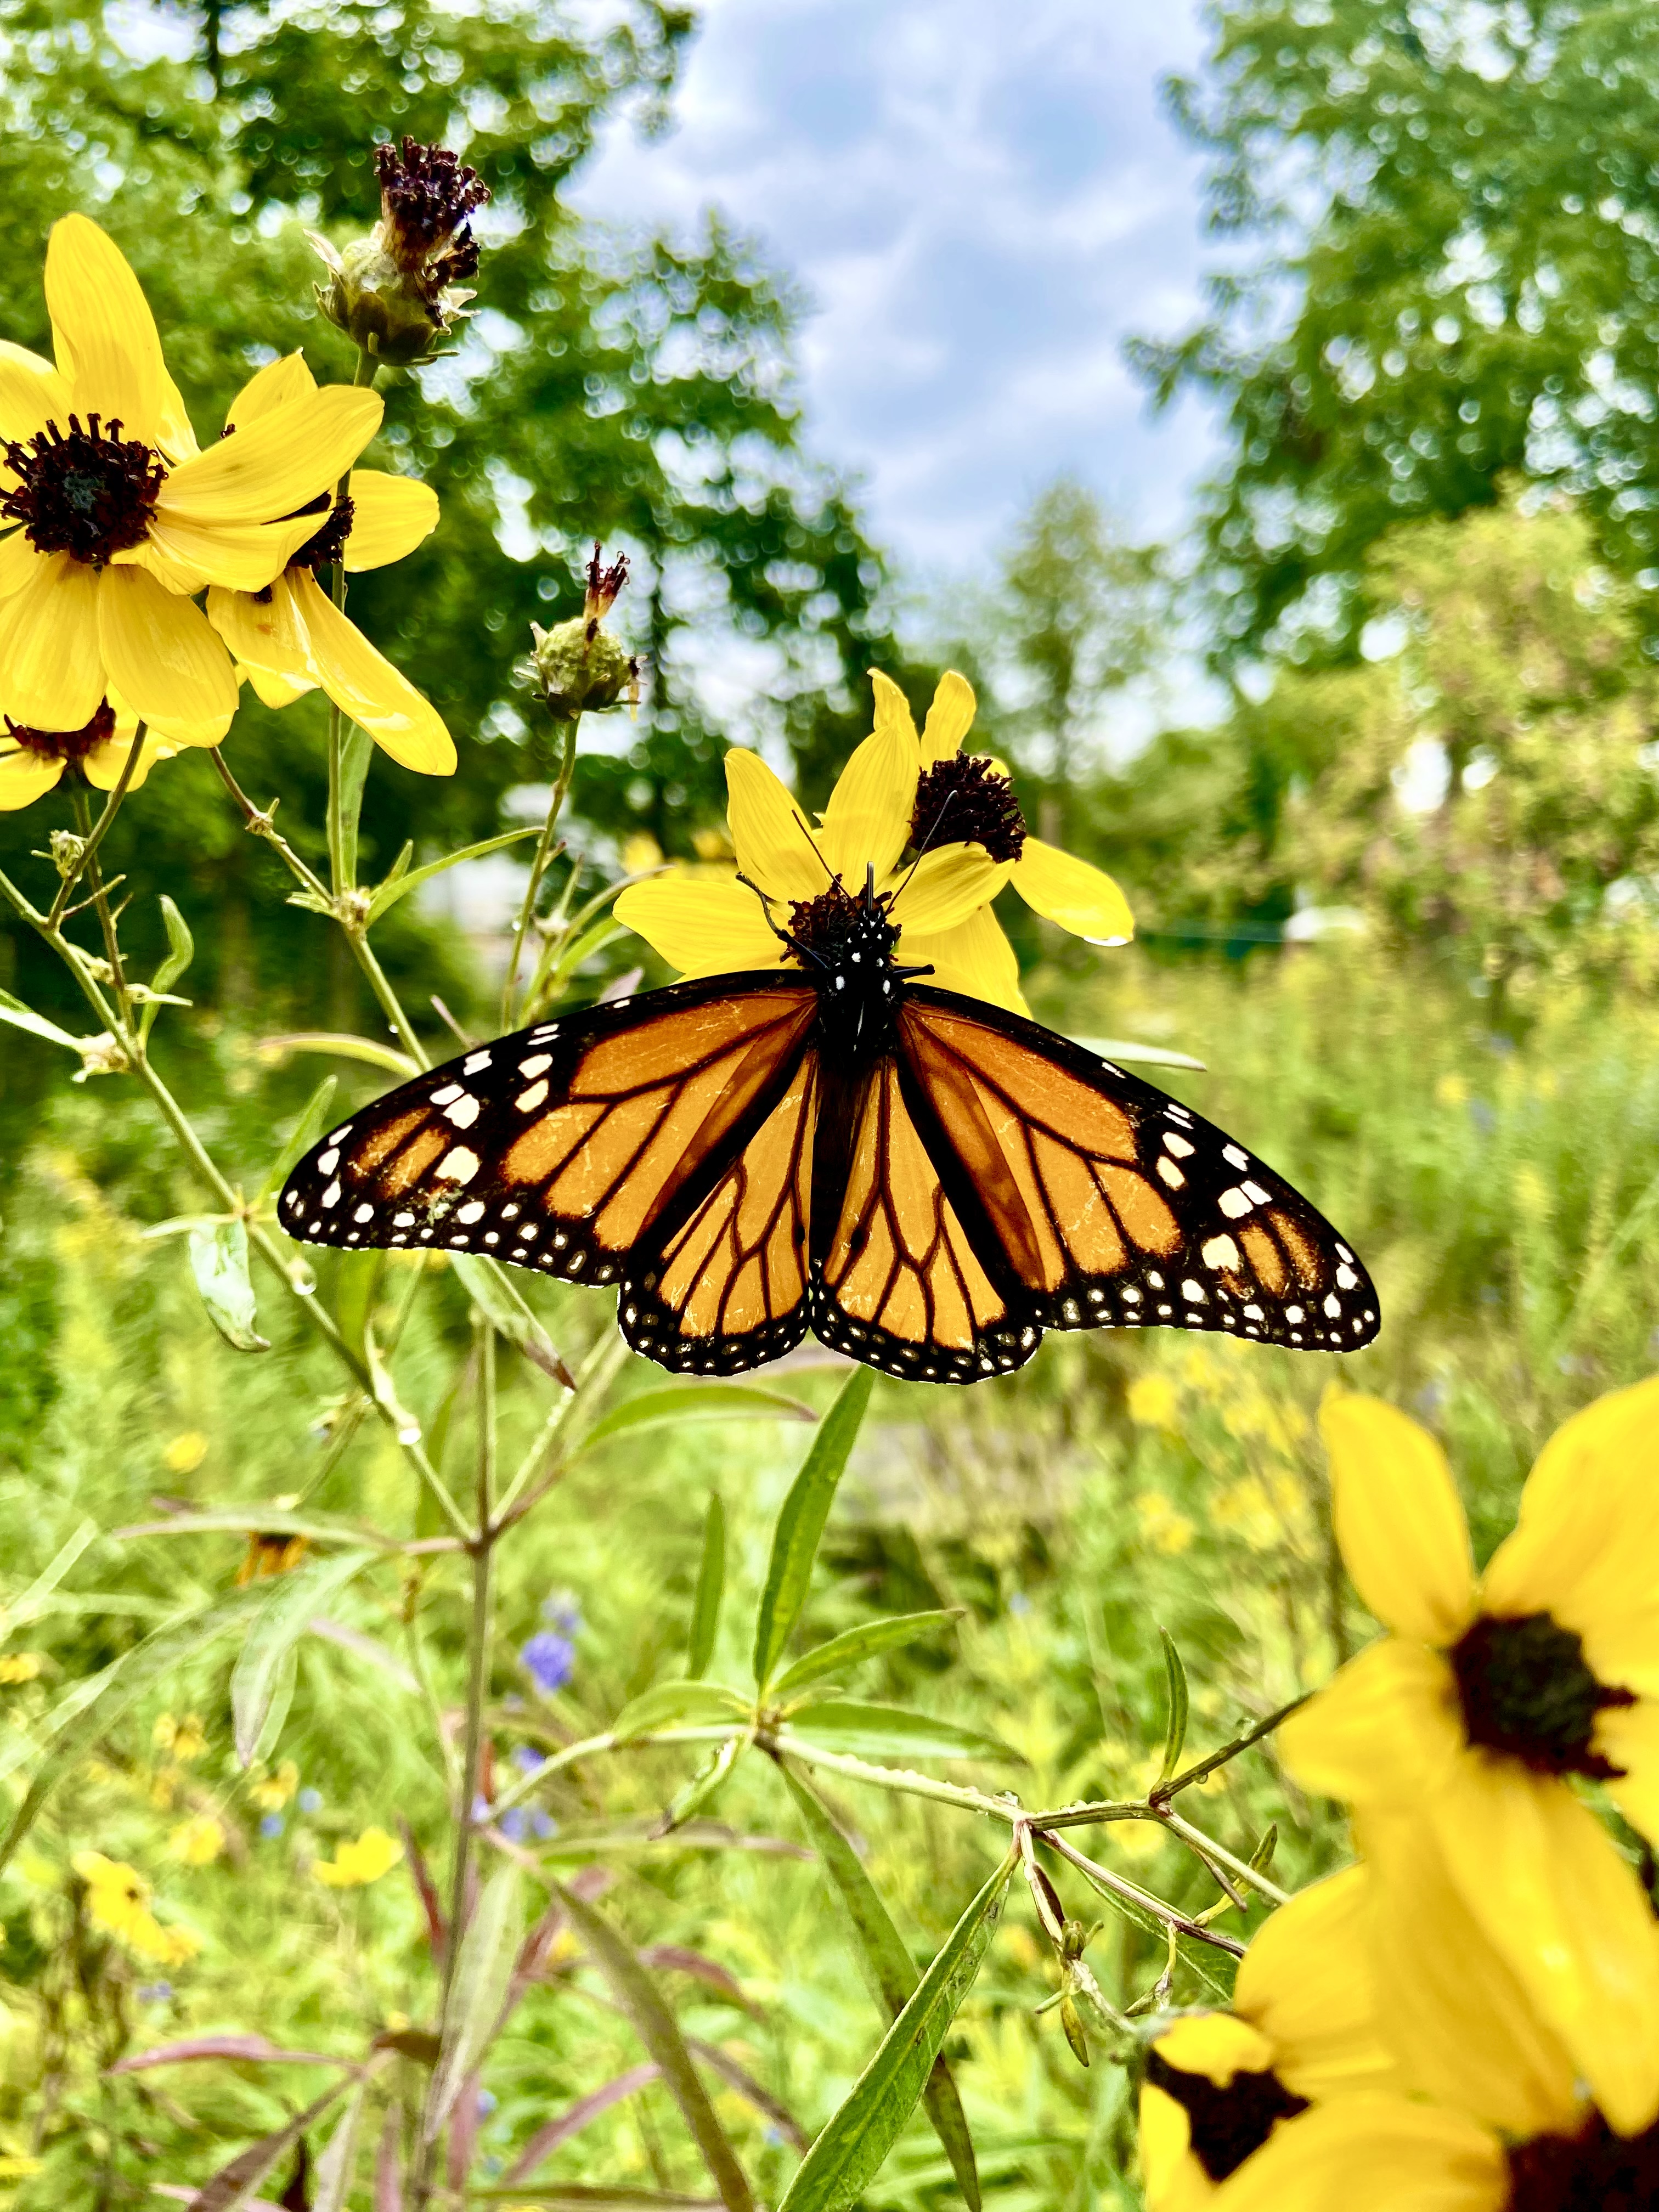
[1,415,163,565]
[1142,2052,1309,2182]
[5,701,117,763]
[911,753,1026,862]
[787,880,898,972]
[1506,2109,1659,2210]
[1449,1611,1634,1778]
[290,494,356,573]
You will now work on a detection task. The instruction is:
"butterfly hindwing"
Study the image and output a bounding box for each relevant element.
[897,986,1381,1355]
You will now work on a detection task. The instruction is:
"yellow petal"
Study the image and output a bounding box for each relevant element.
[1278,1638,1464,1807]
[1233,1866,1398,2101]
[45,214,165,442]
[140,506,320,595]
[0,527,42,599]
[1011,837,1135,942]
[819,712,917,886]
[0,748,64,810]
[206,575,311,689]
[920,669,978,765]
[1209,2095,1505,2212]
[154,360,199,465]
[98,565,238,727]
[613,874,786,977]
[84,731,182,791]
[896,904,1028,1013]
[0,348,64,444]
[1323,1395,1477,1642]
[0,551,106,730]
[225,351,318,428]
[345,471,439,571]
[724,749,826,902]
[1138,2083,1215,2212]
[245,662,314,710]
[1427,1754,1659,2135]
[157,387,382,524]
[1595,1699,1659,1848]
[889,845,1012,934]
[1357,1808,1583,2139]
[287,568,454,775]
[870,667,920,751]
[1483,1376,1659,1629]
[1153,2014,1277,2086]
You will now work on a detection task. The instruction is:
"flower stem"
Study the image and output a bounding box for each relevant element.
[46,726,144,928]
[502,711,580,1030]
[209,747,331,902]
[325,349,382,895]
[69,791,132,1030]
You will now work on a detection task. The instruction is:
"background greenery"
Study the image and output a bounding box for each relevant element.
[4,0,1659,2204]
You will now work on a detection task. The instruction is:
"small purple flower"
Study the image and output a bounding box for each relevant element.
[511,1744,546,1774]
[471,1793,493,1823]
[520,1629,574,1695]
[531,1810,557,1841]
[260,1813,285,1839]
[297,1787,323,1814]
[541,1592,583,1635]
[137,1981,173,2004]
[476,2088,498,2118]
[499,1807,529,1843]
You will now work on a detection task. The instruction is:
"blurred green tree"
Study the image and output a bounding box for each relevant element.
[1130,0,1659,664]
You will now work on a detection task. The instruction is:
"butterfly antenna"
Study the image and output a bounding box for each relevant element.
[887,786,958,910]
[736,871,824,969]
[791,809,835,884]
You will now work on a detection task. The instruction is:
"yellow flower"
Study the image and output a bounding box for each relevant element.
[72,1850,199,1965]
[1279,1381,1659,2134]
[1134,1491,1196,1557]
[313,1825,403,1888]
[152,1712,206,1763]
[0,2155,43,2181]
[0,216,382,737]
[167,1814,225,1867]
[162,1430,208,1474]
[0,1655,42,1685]
[1210,1476,1282,1553]
[1140,1867,1398,2209]
[249,1759,299,1813]
[206,351,452,774]
[0,686,222,812]
[1128,1374,1180,1429]
[613,669,1132,1013]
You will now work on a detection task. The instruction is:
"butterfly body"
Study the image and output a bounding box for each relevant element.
[280,888,1380,1383]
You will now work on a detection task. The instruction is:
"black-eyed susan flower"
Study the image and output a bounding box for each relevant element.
[204,353,453,775]
[1139,1866,1398,2210]
[0,690,224,811]
[72,1850,199,1965]
[613,668,1128,1012]
[1280,1380,1659,2135]
[313,1825,403,1888]
[0,216,383,735]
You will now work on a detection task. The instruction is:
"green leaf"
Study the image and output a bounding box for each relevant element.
[582,1385,814,1456]
[188,1218,270,1353]
[781,1769,980,2210]
[193,2075,358,2212]
[337,720,373,888]
[0,1585,273,1871]
[612,1681,748,1741]
[0,988,83,1054]
[231,1550,375,1767]
[783,1704,1018,1764]
[686,1496,725,1680]
[1156,1627,1189,1788]
[257,1031,419,1077]
[752,1368,873,1690]
[450,1253,572,1385]
[332,1249,386,1365]
[555,1881,756,2212]
[1250,1822,1278,1875]
[365,824,544,925]
[312,2076,369,2212]
[772,1612,958,1701]
[138,894,194,1043]
[256,1074,338,1204]
[428,1863,524,2140]
[777,1849,1016,2212]
[113,1507,401,1554]
[1068,1034,1207,1073]
[656,1733,745,1836]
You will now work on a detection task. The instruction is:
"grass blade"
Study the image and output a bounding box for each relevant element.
[428,1863,523,2140]
[772,1611,958,1701]
[555,1880,755,2212]
[231,1550,375,1767]
[687,1496,725,1679]
[777,1846,1016,2212]
[752,1369,872,1690]
[1155,1627,1189,1787]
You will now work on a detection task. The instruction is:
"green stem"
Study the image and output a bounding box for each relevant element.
[1155,1807,1291,1908]
[502,711,580,1030]
[348,928,429,1068]
[483,1724,744,1822]
[46,726,143,928]
[326,349,382,895]
[209,746,330,902]
[764,1730,1018,1822]
[69,791,132,1031]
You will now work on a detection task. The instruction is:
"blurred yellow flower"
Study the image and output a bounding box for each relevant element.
[1434,1073,1469,1107]
[206,352,453,776]
[0,2155,42,2181]
[314,1826,403,1888]
[1211,1476,1283,1553]
[1281,1380,1659,2135]
[614,669,1132,1015]
[622,830,665,873]
[0,216,382,740]
[1134,1491,1195,1557]
[72,1851,199,1965]
[163,1430,208,1474]
[153,1713,206,1763]
[0,1655,42,1685]
[167,1815,225,1867]
[1128,1374,1180,1430]
[249,1759,299,1813]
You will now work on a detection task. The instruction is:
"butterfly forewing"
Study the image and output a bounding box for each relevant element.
[898,988,1380,1353]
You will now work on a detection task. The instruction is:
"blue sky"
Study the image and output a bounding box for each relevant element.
[572,0,1223,580]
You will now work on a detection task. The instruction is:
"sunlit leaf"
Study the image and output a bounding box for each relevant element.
[449,1253,572,1386]
[611,1681,748,1741]
[314,2077,370,2212]
[772,1611,959,1701]
[581,1386,814,1455]
[365,825,544,925]
[752,1369,873,1690]
[782,1703,1018,1764]
[231,1550,376,1767]
[1156,1627,1189,1788]
[138,894,195,1042]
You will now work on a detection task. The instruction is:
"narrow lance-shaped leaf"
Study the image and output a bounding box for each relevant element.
[778,1847,1017,2212]
[450,1254,572,1387]
[138,893,195,1043]
[781,1768,980,2210]
[192,2074,359,2212]
[0,987,84,1054]
[654,1733,744,1838]
[313,2078,370,2212]
[771,1611,958,1701]
[782,1703,1017,1764]
[611,1681,747,1740]
[554,1880,755,2212]
[337,720,374,889]
[258,1032,417,1078]
[753,1368,873,1690]
[687,1496,725,1680]
[189,1218,270,1354]
[366,825,544,926]
[427,1863,524,2140]
[257,1073,338,1204]
[1155,1627,1189,1788]
[582,1387,814,1456]
[231,1550,376,1768]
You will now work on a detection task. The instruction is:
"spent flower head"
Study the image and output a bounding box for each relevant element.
[311,137,490,367]
[521,543,640,720]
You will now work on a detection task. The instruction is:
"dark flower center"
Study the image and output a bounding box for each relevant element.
[375,136,491,290]
[1142,2051,1309,2182]
[1,415,163,566]
[5,701,117,763]
[911,754,1026,862]
[290,494,356,574]
[787,879,899,972]
[1451,1611,1634,1779]
[1507,2111,1659,2210]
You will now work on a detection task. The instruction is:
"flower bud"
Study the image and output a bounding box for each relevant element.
[517,543,640,719]
[310,137,490,366]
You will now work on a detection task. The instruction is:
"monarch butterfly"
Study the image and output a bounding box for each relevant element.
[280,870,1380,1383]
